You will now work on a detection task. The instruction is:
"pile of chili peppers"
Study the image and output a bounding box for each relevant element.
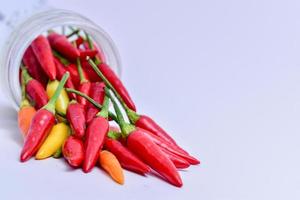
[17,27,200,187]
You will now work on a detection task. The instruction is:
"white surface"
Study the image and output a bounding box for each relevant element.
[1,0,300,199]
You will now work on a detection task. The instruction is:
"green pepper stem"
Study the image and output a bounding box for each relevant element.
[67,29,80,38]
[84,32,101,64]
[53,50,70,66]
[107,130,121,140]
[43,72,69,114]
[106,89,135,137]
[97,95,109,118]
[20,66,30,108]
[21,67,32,85]
[65,88,118,121]
[73,41,88,83]
[87,58,139,123]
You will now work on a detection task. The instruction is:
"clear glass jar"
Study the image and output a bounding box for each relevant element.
[0,9,122,110]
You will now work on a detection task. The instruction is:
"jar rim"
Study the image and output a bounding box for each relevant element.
[0,8,122,110]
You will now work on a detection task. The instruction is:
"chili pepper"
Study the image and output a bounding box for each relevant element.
[54,58,76,99]
[75,36,84,47]
[85,82,105,124]
[18,69,36,137]
[160,148,190,169]
[79,49,98,60]
[99,150,124,185]
[65,88,118,122]
[84,32,106,64]
[65,64,81,88]
[31,35,56,80]
[22,46,48,88]
[35,122,70,159]
[66,100,86,139]
[108,91,182,187]
[83,95,109,173]
[48,32,80,61]
[104,137,150,175]
[22,67,48,109]
[81,61,102,82]
[139,128,199,165]
[75,43,91,109]
[62,136,84,168]
[46,79,70,116]
[20,72,69,162]
[87,58,136,111]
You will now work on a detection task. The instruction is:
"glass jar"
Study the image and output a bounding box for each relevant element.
[0,9,122,110]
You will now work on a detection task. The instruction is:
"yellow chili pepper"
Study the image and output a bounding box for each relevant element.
[46,80,69,115]
[36,123,70,160]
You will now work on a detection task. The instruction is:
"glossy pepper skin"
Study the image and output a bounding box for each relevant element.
[62,136,84,168]
[160,148,190,169]
[127,129,182,187]
[77,82,91,109]
[48,32,80,61]
[81,61,102,82]
[22,46,48,88]
[25,77,48,110]
[83,41,106,63]
[104,138,150,175]
[54,58,76,99]
[20,109,56,162]
[85,82,105,124]
[20,73,69,162]
[65,64,81,88]
[79,49,98,60]
[36,123,70,159]
[98,63,136,111]
[31,35,56,80]
[46,80,70,115]
[66,102,86,139]
[140,128,199,165]
[83,116,109,173]
[18,105,36,138]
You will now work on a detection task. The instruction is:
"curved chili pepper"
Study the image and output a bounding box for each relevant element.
[99,150,124,185]
[36,122,70,159]
[85,82,105,124]
[31,35,56,80]
[104,137,150,175]
[139,128,199,165]
[83,35,106,63]
[160,148,190,169]
[22,67,48,109]
[48,32,80,61]
[62,135,84,168]
[54,58,76,99]
[108,91,182,187]
[66,101,86,139]
[20,72,69,162]
[83,95,110,173]
[88,59,136,111]
[75,36,84,47]
[127,130,182,187]
[23,46,48,88]
[81,61,102,82]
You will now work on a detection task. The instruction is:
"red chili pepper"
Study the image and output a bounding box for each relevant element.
[85,82,105,124]
[48,32,80,61]
[127,130,182,187]
[77,82,91,109]
[22,46,48,88]
[22,68,48,109]
[83,96,110,173]
[31,35,56,80]
[83,41,106,63]
[64,64,81,88]
[54,58,76,99]
[62,136,84,168]
[66,101,86,139]
[79,49,98,60]
[108,91,182,187]
[104,137,150,175]
[20,73,69,162]
[81,61,102,82]
[160,148,190,169]
[139,128,199,165]
[75,36,84,47]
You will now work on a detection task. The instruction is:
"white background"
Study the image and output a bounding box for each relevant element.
[0,0,300,199]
